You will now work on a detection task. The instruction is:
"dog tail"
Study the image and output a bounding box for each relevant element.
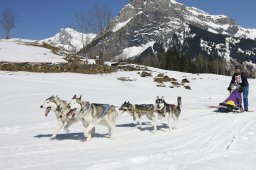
[177,97,182,110]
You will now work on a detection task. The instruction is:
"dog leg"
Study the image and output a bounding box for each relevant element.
[81,123,94,141]
[158,114,163,120]
[105,119,116,139]
[152,117,157,133]
[83,123,95,141]
[174,116,179,130]
[171,114,178,130]
[107,125,116,139]
[51,121,64,140]
[64,119,78,132]
[168,117,172,132]
[109,122,116,139]
[133,116,136,122]
[147,113,157,133]
[136,115,142,128]
[107,126,111,137]
[90,127,96,138]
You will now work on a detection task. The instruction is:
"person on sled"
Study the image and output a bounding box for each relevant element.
[227,65,249,112]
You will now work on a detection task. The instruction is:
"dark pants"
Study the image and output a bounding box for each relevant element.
[243,86,249,111]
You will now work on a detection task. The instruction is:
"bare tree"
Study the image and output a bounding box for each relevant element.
[74,4,112,62]
[90,5,112,34]
[1,9,16,39]
[74,12,93,56]
[90,5,112,62]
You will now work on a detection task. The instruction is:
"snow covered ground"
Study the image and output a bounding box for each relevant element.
[0,67,256,170]
[0,39,67,63]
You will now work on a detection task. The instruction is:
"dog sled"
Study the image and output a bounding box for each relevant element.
[209,83,244,113]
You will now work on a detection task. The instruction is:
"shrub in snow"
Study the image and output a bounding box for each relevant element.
[182,78,190,84]
[140,71,152,77]
[184,85,192,90]
[154,73,171,83]
[117,77,136,81]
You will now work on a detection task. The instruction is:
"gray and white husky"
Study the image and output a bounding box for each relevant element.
[67,95,118,141]
[40,96,81,140]
[155,96,182,131]
[119,101,157,132]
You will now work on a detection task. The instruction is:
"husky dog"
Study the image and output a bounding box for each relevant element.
[40,96,81,140]
[119,101,157,132]
[155,96,182,131]
[67,95,118,141]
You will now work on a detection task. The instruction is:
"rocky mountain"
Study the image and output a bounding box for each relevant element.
[41,28,96,53]
[83,0,256,72]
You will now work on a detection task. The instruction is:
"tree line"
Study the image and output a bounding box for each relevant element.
[139,48,231,75]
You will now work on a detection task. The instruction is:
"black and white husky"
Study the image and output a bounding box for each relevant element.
[155,96,182,131]
[40,96,81,140]
[67,95,118,141]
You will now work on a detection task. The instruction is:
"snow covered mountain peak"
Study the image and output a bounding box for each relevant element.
[85,0,256,71]
[114,0,254,39]
[41,28,96,53]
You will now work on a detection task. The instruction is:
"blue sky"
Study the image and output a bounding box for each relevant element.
[0,0,255,40]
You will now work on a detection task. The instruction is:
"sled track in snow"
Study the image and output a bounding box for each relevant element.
[1,109,256,170]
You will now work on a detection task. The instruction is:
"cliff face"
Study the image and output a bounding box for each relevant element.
[82,0,256,69]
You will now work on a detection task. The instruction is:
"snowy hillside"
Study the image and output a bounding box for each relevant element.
[41,28,96,53]
[1,66,256,170]
[0,39,67,63]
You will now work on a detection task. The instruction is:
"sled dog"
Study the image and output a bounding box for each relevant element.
[67,95,118,141]
[40,96,84,140]
[155,96,182,131]
[119,101,157,132]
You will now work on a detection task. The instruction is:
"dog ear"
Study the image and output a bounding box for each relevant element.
[73,95,77,99]
[79,95,82,100]
[161,96,165,100]
[157,96,160,99]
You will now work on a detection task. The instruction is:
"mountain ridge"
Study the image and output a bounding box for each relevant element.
[83,0,256,72]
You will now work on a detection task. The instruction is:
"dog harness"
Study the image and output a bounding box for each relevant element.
[79,103,112,121]
[56,104,74,120]
[170,104,177,110]
[157,104,177,116]
[97,104,111,119]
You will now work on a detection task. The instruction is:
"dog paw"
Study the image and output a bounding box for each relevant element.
[136,125,142,128]
[151,130,157,134]
[110,136,116,140]
[86,136,92,141]
[81,138,87,142]
[50,136,56,140]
